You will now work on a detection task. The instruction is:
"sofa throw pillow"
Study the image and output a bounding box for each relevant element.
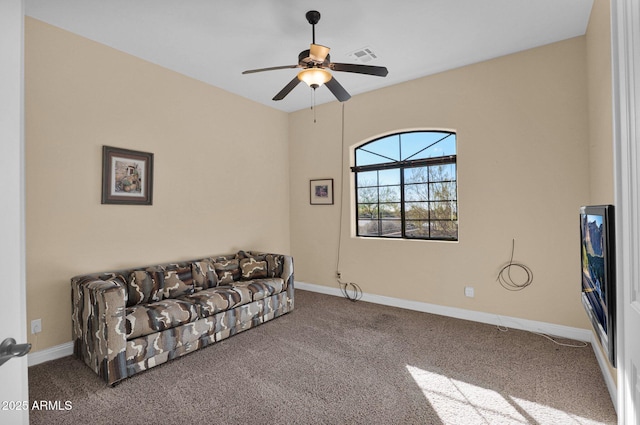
[240,257,268,280]
[214,259,241,285]
[127,268,164,306]
[162,267,195,299]
[191,260,218,291]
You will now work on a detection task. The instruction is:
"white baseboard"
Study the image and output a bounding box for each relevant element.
[296,281,592,340]
[589,334,618,412]
[295,280,617,408]
[28,341,73,367]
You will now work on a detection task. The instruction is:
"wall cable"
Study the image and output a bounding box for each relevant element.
[495,242,584,346]
[496,239,533,291]
[335,102,362,302]
[496,317,587,348]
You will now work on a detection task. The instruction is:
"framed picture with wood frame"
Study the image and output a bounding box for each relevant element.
[101,146,154,205]
[310,178,334,205]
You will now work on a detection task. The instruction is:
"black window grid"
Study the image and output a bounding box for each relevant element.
[353,133,457,241]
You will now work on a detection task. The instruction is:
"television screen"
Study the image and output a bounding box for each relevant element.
[580,205,616,367]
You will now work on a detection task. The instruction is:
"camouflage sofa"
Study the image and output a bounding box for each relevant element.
[71,251,294,385]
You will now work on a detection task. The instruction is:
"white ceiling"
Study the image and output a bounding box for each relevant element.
[25,0,594,113]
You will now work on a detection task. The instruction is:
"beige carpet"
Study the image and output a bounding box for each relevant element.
[28,289,617,424]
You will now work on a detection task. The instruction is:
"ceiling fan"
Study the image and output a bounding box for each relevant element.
[242,10,388,103]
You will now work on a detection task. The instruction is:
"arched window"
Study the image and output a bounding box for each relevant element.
[352,131,457,240]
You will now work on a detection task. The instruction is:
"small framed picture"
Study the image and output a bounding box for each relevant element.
[310,178,334,205]
[101,146,154,205]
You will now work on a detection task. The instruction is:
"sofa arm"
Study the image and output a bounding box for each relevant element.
[71,276,128,385]
[280,255,294,289]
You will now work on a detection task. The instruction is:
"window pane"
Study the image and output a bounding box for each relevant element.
[406,202,429,219]
[405,220,430,238]
[364,134,400,161]
[403,132,456,161]
[404,166,429,184]
[429,164,456,182]
[431,220,458,239]
[431,201,458,220]
[379,185,401,202]
[357,170,379,187]
[358,204,378,219]
[378,168,400,185]
[379,203,401,219]
[405,183,428,202]
[356,150,392,167]
[356,136,400,166]
[380,219,402,237]
[357,187,378,204]
[358,220,380,236]
[429,182,456,202]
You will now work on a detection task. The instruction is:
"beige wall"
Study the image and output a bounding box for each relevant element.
[587,0,614,204]
[25,18,290,350]
[290,36,592,328]
[25,6,614,352]
[585,0,616,380]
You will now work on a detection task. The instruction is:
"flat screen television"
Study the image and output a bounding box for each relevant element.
[580,204,616,367]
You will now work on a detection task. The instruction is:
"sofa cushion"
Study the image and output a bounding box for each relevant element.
[191,260,218,291]
[233,278,285,302]
[125,299,199,340]
[179,286,252,319]
[214,259,241,284]
[162,267,194,299]
[240,257,268,280]
[127,267,164,307]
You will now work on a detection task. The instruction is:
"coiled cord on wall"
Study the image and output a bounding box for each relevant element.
[496,239,533,291]
[339,280,363,302]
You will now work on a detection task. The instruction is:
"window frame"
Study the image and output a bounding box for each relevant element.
[352,130,458,241]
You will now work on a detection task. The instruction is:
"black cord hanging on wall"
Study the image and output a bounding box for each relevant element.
[496,239,533,291]
[335,103,362,302]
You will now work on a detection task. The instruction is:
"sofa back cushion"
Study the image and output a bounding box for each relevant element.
[162,267,195,299]
[214,258,241,284]
[119,251,285,306]
[191,260,218,291]
[127,265,197,306]
[127,267,164,306]
[265,254,284,278]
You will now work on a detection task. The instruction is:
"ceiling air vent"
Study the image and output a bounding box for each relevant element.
[348,47,378,63]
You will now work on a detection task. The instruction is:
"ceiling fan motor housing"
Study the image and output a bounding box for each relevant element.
[298,50,330,67]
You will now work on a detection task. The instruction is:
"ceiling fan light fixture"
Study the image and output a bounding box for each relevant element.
[298,68,331,88]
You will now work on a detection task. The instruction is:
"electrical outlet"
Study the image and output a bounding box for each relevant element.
[31,318,42,334]
[464,286,475,298]
[336,271,342,279]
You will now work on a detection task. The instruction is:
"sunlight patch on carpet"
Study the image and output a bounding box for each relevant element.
[510,397,608,425]
[406,365,607,425]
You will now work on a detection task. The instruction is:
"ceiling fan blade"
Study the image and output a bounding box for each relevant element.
[329,62,389,77]
[242,65,299,75]
[325,77,351,102]
[273,76,302,101]
[309,44,330,62]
